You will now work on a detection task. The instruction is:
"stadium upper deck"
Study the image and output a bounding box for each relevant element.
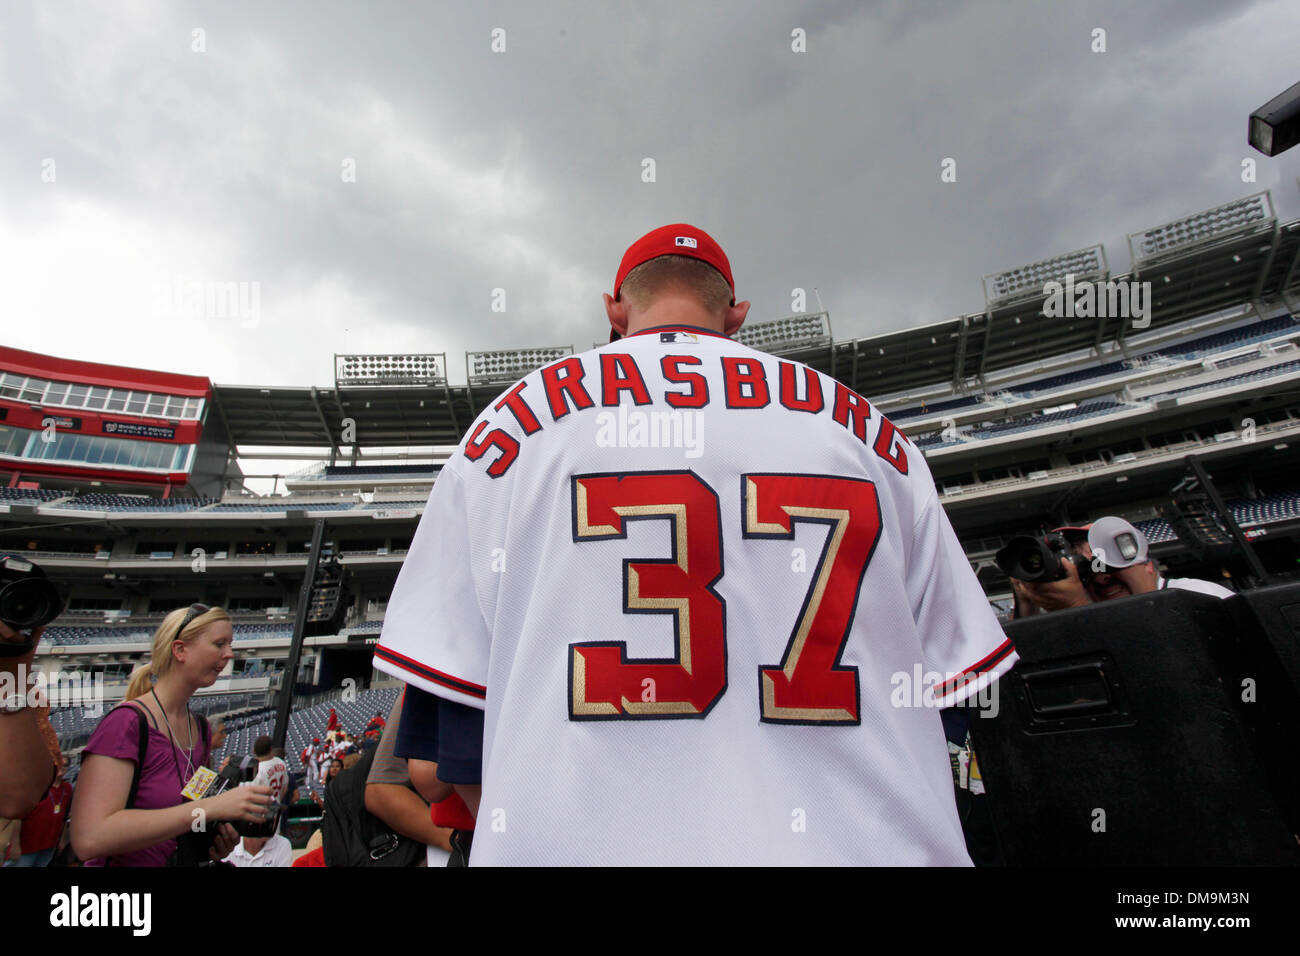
[204,191,1298,455]
[5,190,1300,664]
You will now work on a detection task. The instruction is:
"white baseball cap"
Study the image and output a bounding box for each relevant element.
[1087,516,1149,569]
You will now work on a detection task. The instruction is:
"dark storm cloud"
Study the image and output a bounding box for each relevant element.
[1,0,1296,388]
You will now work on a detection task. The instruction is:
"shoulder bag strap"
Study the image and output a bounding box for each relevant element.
[121,701,155,810]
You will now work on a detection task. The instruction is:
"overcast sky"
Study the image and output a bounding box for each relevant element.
[2,0,1299,394]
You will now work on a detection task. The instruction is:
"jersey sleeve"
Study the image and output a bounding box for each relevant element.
[906,485,1017,707]
[392,686,441,763]
[372,465,490,709]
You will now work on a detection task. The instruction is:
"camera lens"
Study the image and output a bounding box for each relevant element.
[0,578,61,629]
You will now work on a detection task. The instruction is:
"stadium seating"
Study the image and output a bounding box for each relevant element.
[0,487,66,501]
[52,690,275,760]
[59,687,404,785]
[39,622,295,647]
[1229,490,1300,527]
[207,500,358,512]
[887,315,1299,422]
[889,394,987,421]
[914,433,965,449]
[1135,517,1178,544]
[39,626,154,646]
[229,623,295,640]
[207,686,404,794]
[1018,361,1129,395]
[1151,314,1300,361]
[1132,491,1300,543]
[55,493,216,511]
[1151,358,1300,401]
[973,400,1130,439]
[321,464,439,480]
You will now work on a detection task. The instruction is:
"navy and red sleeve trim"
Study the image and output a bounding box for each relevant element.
[935,638,1017,699]
[374,644,487,700]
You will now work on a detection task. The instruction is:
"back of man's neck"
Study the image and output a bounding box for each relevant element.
[625,300,725,338]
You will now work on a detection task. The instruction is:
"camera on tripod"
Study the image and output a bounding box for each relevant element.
[995,532,1092,584]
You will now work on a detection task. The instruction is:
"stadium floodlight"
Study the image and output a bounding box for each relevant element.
[733,313,832,353]
[983,245,1106,306]
[1249,80,1300,157]
[466,345,574,386]
[334,353,447,387]
[1127,193,1273,267]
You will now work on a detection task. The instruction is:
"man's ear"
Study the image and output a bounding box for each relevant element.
[723,300,750,336]
[604,293,629,338]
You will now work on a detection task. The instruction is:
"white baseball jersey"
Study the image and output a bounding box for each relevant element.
[252,756,290,806]
[374,324,1018,865]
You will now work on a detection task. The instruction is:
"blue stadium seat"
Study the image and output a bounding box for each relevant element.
[1150,314,1300,361]
[1152,358,1300,401]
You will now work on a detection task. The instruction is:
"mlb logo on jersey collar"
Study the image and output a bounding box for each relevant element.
[624,323,729,342]
[660,331,699,345]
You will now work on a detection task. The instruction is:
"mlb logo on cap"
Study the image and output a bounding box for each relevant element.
[613,224,735,304]
[610,223,738,342]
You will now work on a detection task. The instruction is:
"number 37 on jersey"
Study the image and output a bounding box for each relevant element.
[568,470,883,725]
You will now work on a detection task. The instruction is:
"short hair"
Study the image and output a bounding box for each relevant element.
[619,255,732,316]
[253,735,273,758]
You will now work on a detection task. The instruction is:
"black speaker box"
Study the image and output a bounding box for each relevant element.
[969,588,1300,865]
[1235,582,1300,693]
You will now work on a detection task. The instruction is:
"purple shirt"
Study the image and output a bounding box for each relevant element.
[82,702,209,867]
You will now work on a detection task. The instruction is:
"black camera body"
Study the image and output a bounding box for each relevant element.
[995,532,1093,585]
[0,555,64,654]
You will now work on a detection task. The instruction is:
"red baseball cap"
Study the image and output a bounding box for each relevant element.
[610,223,735,341]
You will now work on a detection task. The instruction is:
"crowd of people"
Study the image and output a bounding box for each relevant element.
[0,600,420,868]
[0,223,1266,868]
[298,708,385,787]
[0,530,1263,869]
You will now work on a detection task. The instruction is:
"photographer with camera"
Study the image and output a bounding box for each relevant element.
[0,556,64,821]
[1002,516,1234,618]
[71,604,275,866]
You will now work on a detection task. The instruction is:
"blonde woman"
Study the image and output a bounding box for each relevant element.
[71,605,274,866]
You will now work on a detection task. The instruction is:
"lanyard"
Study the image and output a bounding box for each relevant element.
[152,689,197,784]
